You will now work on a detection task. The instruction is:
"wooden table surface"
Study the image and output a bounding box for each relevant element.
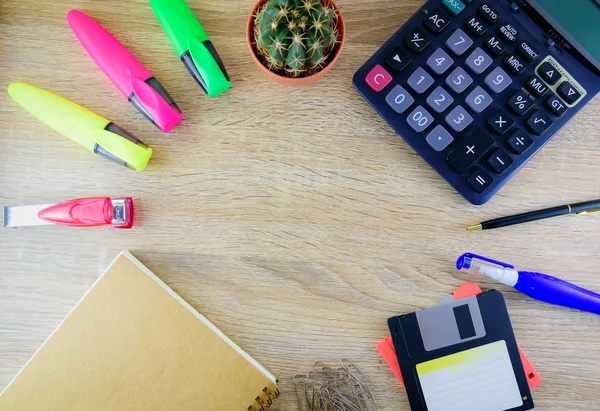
[1,0,599,410]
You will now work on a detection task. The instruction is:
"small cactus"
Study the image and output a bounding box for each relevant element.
[254,0,339,77]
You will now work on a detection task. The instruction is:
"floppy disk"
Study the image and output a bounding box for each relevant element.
[377,283,541,391]
[388,289,534,411]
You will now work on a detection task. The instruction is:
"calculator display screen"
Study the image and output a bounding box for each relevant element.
[531,0,600,69]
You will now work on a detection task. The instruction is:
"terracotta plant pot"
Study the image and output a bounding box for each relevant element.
[246,0,345,86]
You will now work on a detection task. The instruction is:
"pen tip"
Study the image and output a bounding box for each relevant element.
[467,224,483,232]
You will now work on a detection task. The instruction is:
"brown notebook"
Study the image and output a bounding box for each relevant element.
[0,251,279,411]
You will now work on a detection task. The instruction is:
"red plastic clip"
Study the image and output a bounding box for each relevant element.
[38,197,133,229]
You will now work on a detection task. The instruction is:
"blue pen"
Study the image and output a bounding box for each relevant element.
[456,253,600,315]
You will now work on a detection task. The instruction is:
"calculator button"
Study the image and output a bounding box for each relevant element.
[424,8,451,34]
[465,47,493,74]
[426,86,454,113]
[478,3,499,23]
[526,110,553,135]
[526,76,549,97]
[465,86,493,113]
[407,105,434,132]
[442,0,466,16]
[446,67,473,94]
[465,15,488,37]
[518,41,539,62]
[447,128,494,173]
[485,35,506,56]
[504,54,526,75]
[365,65,392,92]
[484,67,512,94]
[557,81,582,104]
[546,93,567,117]
[405,27,431,53]
[386,48,412,72]
[426,125,454,151]
[445,105,473,132]
[386,85,415,113]
[407,67,435,94]
[507,90,534,116]
[487,109,515,135]
[446,29,473,56]
[487,148,514,174]
[537,62,561,86]
[507,129,533,154]
[426,48,454,75]
[497,22,520,43]
[467,167,494,193]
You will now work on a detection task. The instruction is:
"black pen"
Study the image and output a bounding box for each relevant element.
[468,199,600,231]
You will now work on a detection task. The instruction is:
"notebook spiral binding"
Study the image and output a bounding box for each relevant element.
[247,387,280,411]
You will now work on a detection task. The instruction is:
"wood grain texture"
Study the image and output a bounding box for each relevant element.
[1,0,599,410]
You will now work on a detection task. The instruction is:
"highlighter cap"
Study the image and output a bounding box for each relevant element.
[149,0,231,97]
[8,82,152,172]
[67,9,184,132]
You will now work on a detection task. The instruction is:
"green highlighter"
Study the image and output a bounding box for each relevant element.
[149,0,231,97]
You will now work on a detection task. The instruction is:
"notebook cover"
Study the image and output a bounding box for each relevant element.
[388,290,534,411]
[377,283,541,390]
[0,251,278,411]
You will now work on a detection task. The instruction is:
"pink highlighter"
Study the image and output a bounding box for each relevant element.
[67,9,184,133]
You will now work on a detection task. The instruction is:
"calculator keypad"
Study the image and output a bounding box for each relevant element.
[386,85,415,113]
[484,35,506,55]
[478,3,499,23]
[424,8,451,33]
[507,90,534,116]
[386,48,412,72]
[526,110,553,135]
[465,47,493,74]
[537,61,561,85]
[406,27,432,52]
[447,128,494,173]
[446,67,473,93]
[484,67,511,94]
[408,67,435,94]
[354,0,592,205]
[497,22,519,43]
[546,94,567,117]
[426,125,454,151]
[445,105,473,132]
[557,81,581,104]
[487,109,514,135]
[465,86,492,113]
[526,76,548,97]
[446,29,473,55]
[487,148,514,173]
[407,106,435,132]
[465,15,487,37]
[427,86,454,113]
[426,48,455,74]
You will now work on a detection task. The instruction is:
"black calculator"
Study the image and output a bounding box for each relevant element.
[353,0,600,205]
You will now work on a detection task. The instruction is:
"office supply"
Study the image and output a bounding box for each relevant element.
[0,251,279,410]
[353,0,600,205]
[388,289,534,411]
[377,282,542,390]
[7,82,152,172]
[293,359,378,411]
[4,197,134,229]
[67,10,184,133]
[468,198,600,230]
[457,252,600,315]
[149,0,231,97]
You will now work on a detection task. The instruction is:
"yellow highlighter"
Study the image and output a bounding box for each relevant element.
[7,82,152,172]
